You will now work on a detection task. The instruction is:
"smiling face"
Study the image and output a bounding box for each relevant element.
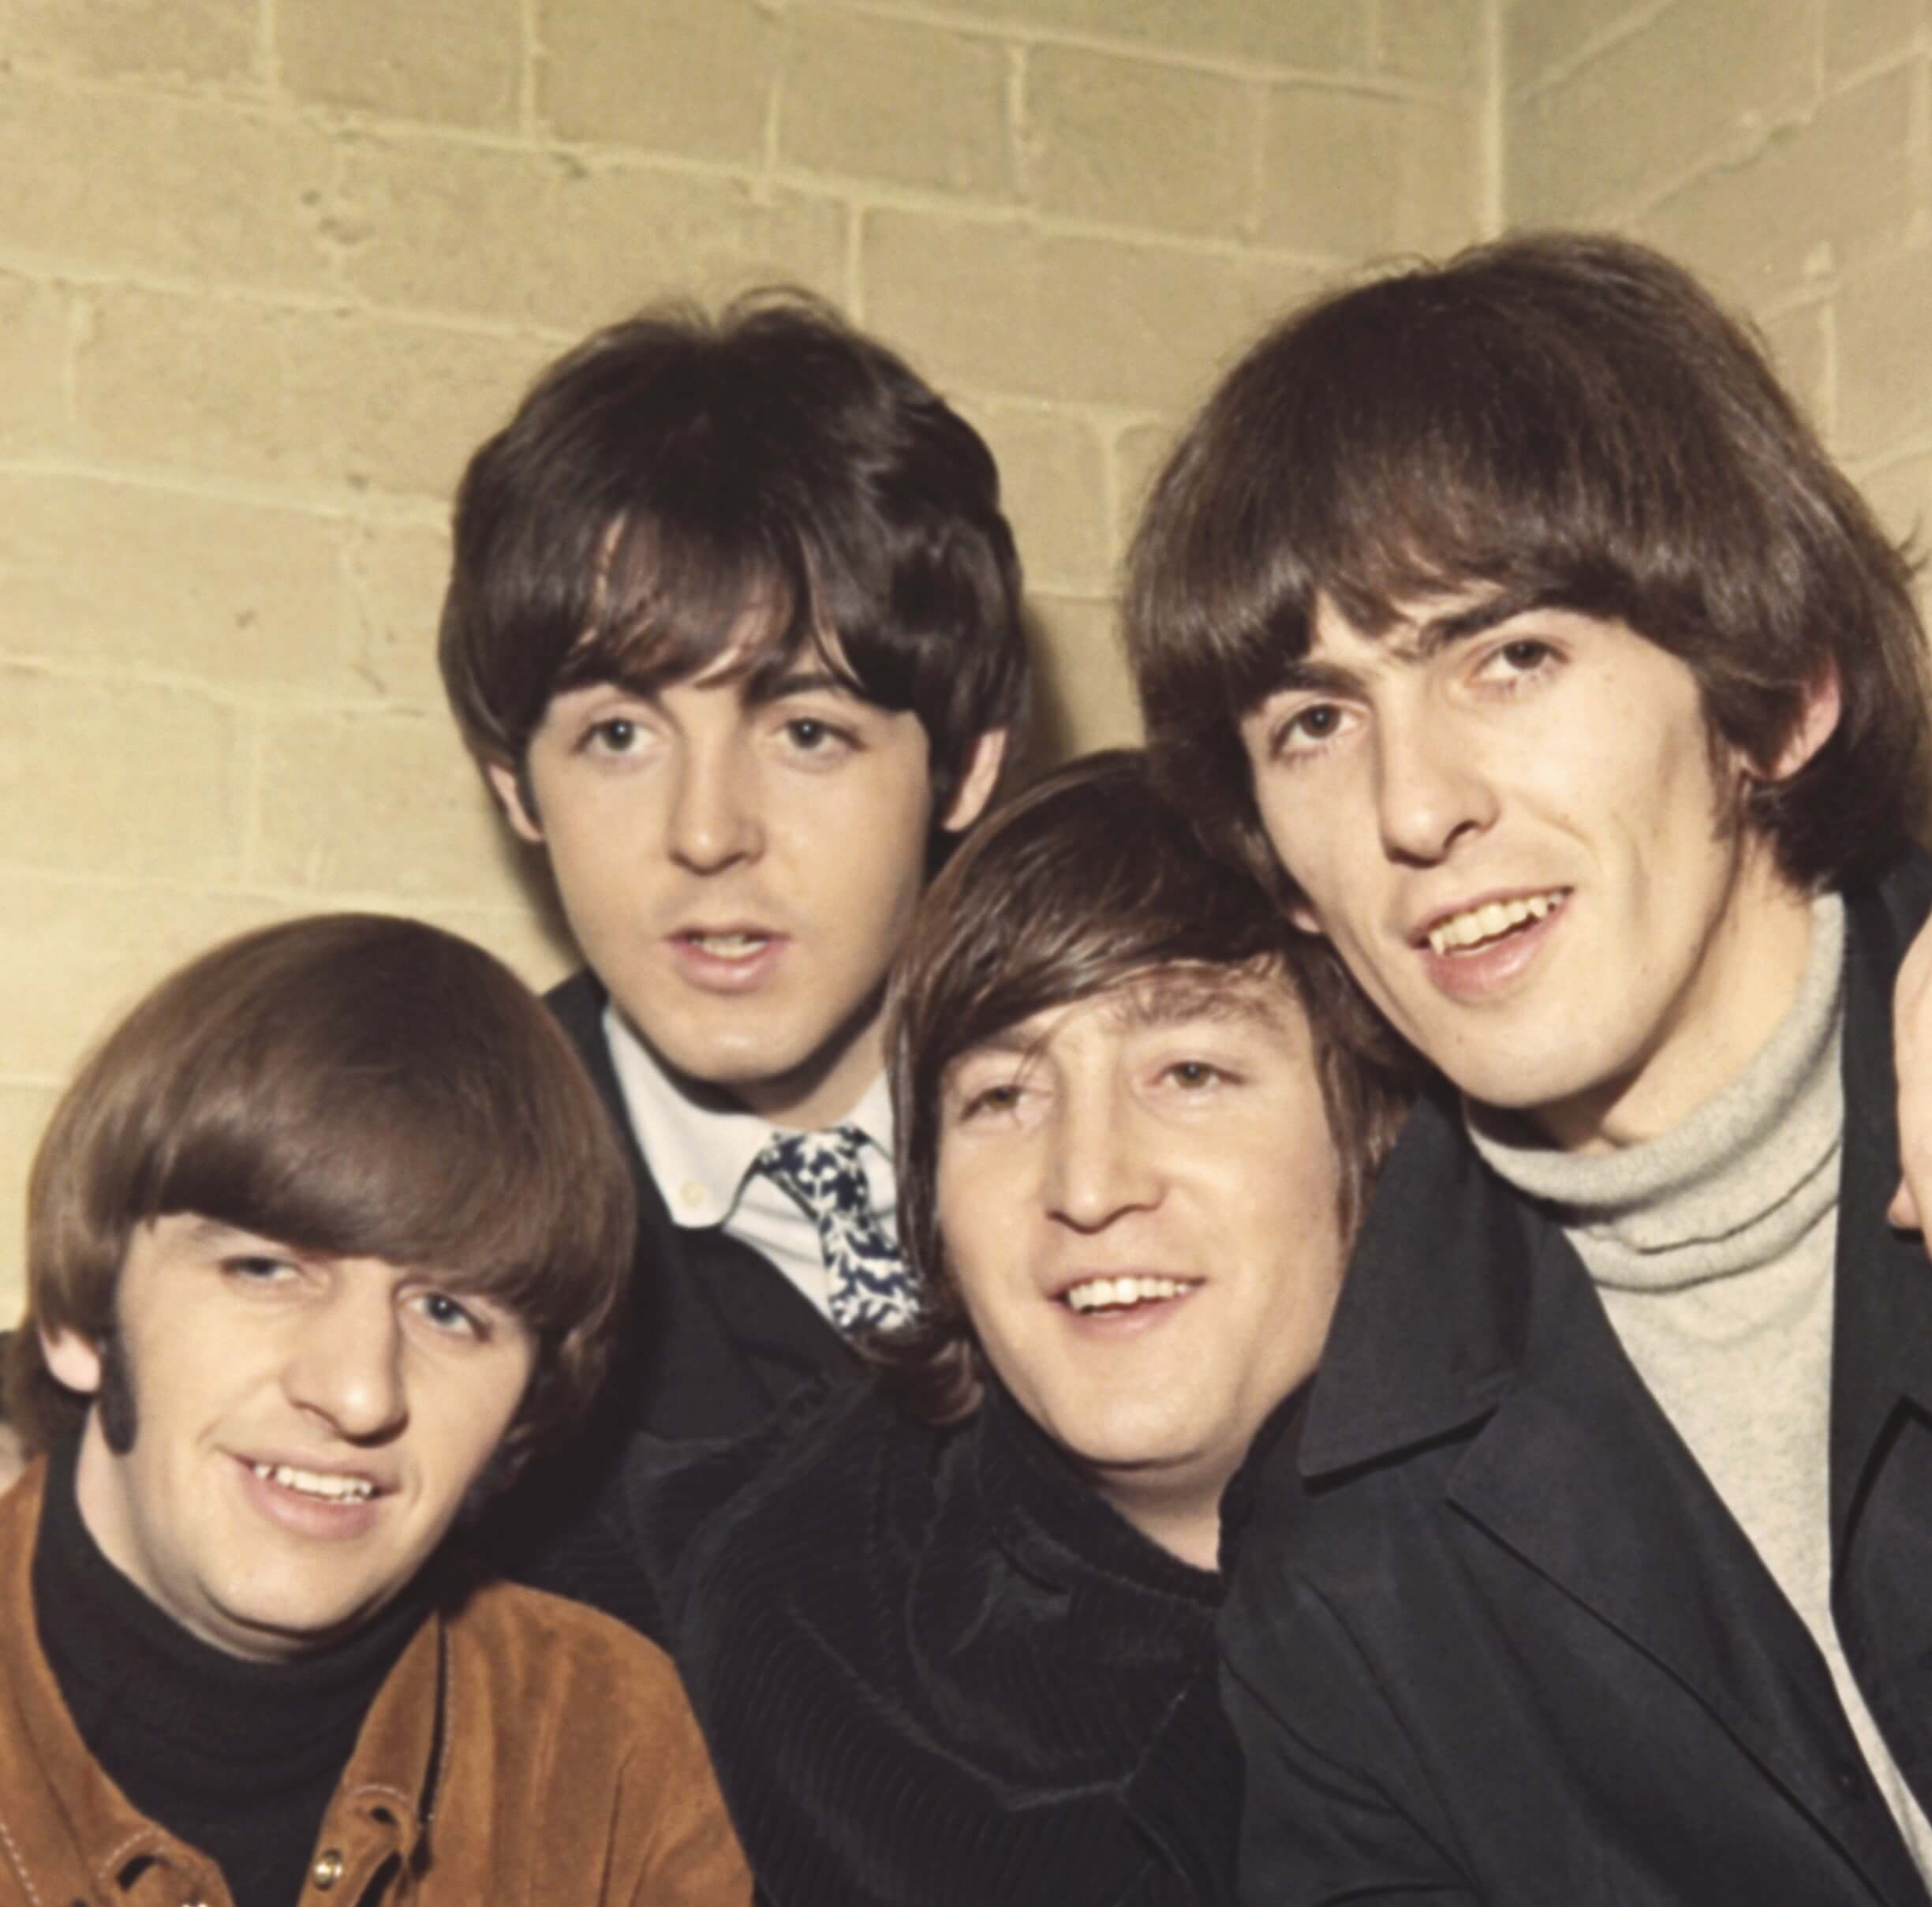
[43,1214,534,1662]
[1240,595,1835,1150]
[494,644,1002,1129]
[934,967,1344,1566]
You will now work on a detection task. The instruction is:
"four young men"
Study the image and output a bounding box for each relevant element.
[9,228,1932,1904]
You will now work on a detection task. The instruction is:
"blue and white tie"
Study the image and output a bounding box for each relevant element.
[753,1124,918,1334]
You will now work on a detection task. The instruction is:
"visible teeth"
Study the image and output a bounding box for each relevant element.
[1063,1275,1193,1314]
[689,933,765,957]
[252,1461,376,1503]
[1426,891,1564,956]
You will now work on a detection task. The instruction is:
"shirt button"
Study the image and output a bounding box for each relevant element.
[312,1849,345,1890]
[679,1180,707,1211]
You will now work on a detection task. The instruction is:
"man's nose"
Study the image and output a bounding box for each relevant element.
[666,739,763,873]
[1043,1089,1162,1232]
[282,1280,408,1441]
[1372,701,1497,866]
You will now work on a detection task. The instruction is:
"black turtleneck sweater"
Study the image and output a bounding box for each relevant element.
[33,1434,427,1907]
[525,1377,1248,1905]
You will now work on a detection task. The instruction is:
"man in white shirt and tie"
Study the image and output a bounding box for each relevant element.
[436,290,1027,1557]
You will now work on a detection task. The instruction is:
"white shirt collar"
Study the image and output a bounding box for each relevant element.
[602,1003,895,1231]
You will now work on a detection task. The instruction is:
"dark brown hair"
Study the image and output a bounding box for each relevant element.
[1127,230,1932,904]
[7,914,636,1475]
[439,288,1030,826]
[877,750,1415,1422]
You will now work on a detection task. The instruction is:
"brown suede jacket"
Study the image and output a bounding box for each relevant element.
[0,1463,751,1906]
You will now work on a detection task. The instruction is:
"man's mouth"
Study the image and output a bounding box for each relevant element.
[1423,890,1568,957]
[678,929,775,960]
[1061,1275,1199,1315]
[249,1461,378,1504]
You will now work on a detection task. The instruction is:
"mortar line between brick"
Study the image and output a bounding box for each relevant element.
[1480,0,1505,234]
[1819,297,1841,446]
[254,0,276,88]
[0,453,447,525]
[1565,61,1893,242]
[518,0,540,136]
[760,183,1354,264]
[1508,0,1676,107]
[790,0,1459,92]
[234,707,267,885]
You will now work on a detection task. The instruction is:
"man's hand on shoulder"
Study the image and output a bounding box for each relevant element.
[1891,906,1932,1236]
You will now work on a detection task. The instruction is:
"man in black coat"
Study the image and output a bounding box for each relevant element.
[1127,231,1932,1903]
[435,294,1030,1542]
[531,750,1416,1905]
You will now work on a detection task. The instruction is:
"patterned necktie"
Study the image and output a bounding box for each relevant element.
[752,1124,918,1335]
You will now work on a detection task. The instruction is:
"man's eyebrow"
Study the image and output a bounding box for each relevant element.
[948,1026,1038,1067]
[1265,592,1563,694]
[1268,655,1365,698]
[1414,589,1556,654]
[1115,972,1289,1033]
[749,667,861,705]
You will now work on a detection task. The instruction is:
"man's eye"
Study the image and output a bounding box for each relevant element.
[1165,1061,1225,1090]
[223,1255,294,1284]
[1502,639,1550,667]
[417,1292,484,1338]
[585,717,640,754]
[1274,704,1348,755]
[784,717,851,752]
[958,1081,1025,1120]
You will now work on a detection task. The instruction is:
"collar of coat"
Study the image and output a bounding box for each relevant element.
[1299,866,1932,1524]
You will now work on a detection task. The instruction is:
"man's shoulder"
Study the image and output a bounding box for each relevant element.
[639,1382,922,1559]
[633,1385,941,1639]
[444,1569,692,1711]
[413,1561,753,1899]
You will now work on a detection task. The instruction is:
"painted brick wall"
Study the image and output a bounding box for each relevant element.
[0,1,1488,1314]
[1504,0,1932,623]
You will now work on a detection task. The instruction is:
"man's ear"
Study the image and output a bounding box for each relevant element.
[1287,895,1326,937]
[938,728,1008,834]
[484,761,544,845]
[1761,664,1844,783]
[39,1327,103,1397]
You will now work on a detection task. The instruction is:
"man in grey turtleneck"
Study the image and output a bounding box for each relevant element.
[1128,230,1932,1906]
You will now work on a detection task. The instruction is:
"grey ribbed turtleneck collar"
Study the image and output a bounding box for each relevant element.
[1466,892,1844,1290]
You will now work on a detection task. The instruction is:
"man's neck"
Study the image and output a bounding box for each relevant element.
[1096,1471,1224,1574]
[36,1431,424,1905]
[615,988,888,1131]
[1530,856,1820,1154]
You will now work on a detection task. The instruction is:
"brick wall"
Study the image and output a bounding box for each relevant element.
[1504,0,1932,611]
[0,0,1487,1313]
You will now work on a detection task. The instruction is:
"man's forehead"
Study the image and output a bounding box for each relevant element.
[957,961,1299,1061]
[561,616,873,710]
[1106,963,1295,1029]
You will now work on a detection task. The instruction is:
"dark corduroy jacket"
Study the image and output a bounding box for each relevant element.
[536,1378,1246,1907]
[1224,861,1932,1905]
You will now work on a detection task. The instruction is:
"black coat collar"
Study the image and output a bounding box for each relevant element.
[1300,872,1932,1491]
[1287,868,1932,1888]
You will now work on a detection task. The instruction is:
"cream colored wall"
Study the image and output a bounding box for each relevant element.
[0,1,1488,1314]
[1504,0,1932,604]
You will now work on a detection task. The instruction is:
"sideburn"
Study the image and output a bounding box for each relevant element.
[96,1333,139,1455]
